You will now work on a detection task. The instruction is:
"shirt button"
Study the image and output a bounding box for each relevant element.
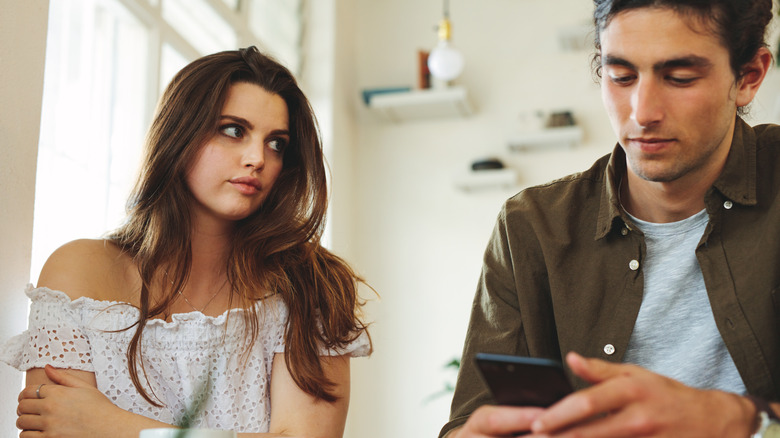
[604,344,616,355]
[629,259,639,271]
[724,200,733,209]
[621,228,628,236]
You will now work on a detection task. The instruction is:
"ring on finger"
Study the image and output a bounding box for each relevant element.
[36,383,44,399]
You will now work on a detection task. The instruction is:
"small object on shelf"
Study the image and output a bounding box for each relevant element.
[418,50,431,89]
[361,86,412,105]
[365,86,473,122]
[455,167,517,192]
[546,111,576,128]
[471,158,505,171]
[508,125,584,151]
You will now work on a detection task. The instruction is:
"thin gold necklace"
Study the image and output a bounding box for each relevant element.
[164,271,223,313]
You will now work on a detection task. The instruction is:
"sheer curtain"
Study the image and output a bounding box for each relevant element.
[31,0,304,281]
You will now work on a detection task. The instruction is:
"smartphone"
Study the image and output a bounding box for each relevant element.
[474,353,573,407]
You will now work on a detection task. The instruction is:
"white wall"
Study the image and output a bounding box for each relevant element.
[338,1,780,438]
[0,0,49,432]
[343,1,609,437]
[302,0,360,263]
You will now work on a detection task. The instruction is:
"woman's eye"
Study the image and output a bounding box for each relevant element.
[220,125,244,139]
[268,138,287,152]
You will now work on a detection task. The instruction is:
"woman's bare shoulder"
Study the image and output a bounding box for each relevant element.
[36,239,139,302]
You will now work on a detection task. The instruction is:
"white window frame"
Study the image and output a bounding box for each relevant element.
[31,0,304,281]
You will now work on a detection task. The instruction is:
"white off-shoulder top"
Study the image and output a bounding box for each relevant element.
[1,285,370,433]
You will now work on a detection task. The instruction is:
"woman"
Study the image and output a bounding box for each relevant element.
[3,46,371,437]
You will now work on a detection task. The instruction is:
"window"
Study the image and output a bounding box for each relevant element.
[31,0,304,280]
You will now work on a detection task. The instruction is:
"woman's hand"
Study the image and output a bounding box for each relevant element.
[17,365,163,438]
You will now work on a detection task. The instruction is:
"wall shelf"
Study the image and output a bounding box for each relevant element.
[454,168,517,192]
[508,125,583,151]
[365,86,473,123]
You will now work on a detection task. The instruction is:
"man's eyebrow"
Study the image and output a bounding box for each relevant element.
[602,55,636,70]
[602,54,713,71]
[653,55,712,71]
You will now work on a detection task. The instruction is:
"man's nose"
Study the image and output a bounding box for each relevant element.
[631,78,664,127]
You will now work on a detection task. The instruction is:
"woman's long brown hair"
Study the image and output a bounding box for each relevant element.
[108,47,370,405]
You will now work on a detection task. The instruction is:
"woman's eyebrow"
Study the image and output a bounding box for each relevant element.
[268,129,290,137]
[219,114,254,130]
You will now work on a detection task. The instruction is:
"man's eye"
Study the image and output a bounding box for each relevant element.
[667,76,697,86]
[220,125,244,138]
[609,75,635,85]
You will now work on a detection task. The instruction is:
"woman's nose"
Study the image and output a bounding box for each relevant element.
[242,140,265,170]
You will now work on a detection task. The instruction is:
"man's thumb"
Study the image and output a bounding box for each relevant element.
[566,351,623,384]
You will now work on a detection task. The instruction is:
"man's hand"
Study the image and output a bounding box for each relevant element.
[449,404,545,437]
[525,352,756,437]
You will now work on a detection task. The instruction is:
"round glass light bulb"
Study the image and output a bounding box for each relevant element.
[427,40,464,82]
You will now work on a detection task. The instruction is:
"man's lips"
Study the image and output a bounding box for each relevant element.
[230,176,262,194]
[627,137,676,152]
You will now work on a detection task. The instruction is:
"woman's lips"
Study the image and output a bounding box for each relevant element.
[230,177,261,195]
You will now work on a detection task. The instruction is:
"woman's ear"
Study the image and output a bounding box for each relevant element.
[735,47,773,107]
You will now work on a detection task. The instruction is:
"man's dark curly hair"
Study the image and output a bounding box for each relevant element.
[591,0,774,79]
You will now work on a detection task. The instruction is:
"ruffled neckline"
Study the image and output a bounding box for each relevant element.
[24,284,282,329]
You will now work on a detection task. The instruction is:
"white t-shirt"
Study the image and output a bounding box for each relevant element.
[623,209,746,394]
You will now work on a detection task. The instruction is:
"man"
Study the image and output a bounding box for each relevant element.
[441,0,779,437]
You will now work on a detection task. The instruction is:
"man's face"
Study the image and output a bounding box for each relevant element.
[600,8,740,184]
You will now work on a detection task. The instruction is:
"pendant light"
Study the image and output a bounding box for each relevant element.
[427,0,464,87]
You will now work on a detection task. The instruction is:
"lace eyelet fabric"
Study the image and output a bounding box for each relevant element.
[1,285,370,433]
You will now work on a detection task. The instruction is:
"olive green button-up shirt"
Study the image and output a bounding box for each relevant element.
[441,118,780,437]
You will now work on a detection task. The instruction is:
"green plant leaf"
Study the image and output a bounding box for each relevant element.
[175,371,213,436]
[445,358,461,370]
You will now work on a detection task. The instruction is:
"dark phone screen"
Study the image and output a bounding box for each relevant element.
[475,353,573,407]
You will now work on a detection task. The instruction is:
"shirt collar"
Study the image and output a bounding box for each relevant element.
[595,145,629,240]
[712,117,757,207]
[594,117,757,240]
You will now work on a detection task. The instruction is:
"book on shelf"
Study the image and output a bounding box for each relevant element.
[361,86,412,105]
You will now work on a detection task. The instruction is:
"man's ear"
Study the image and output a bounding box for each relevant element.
[735,47,773,107]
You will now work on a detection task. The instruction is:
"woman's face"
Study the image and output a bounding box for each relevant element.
[186,82,288,228]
